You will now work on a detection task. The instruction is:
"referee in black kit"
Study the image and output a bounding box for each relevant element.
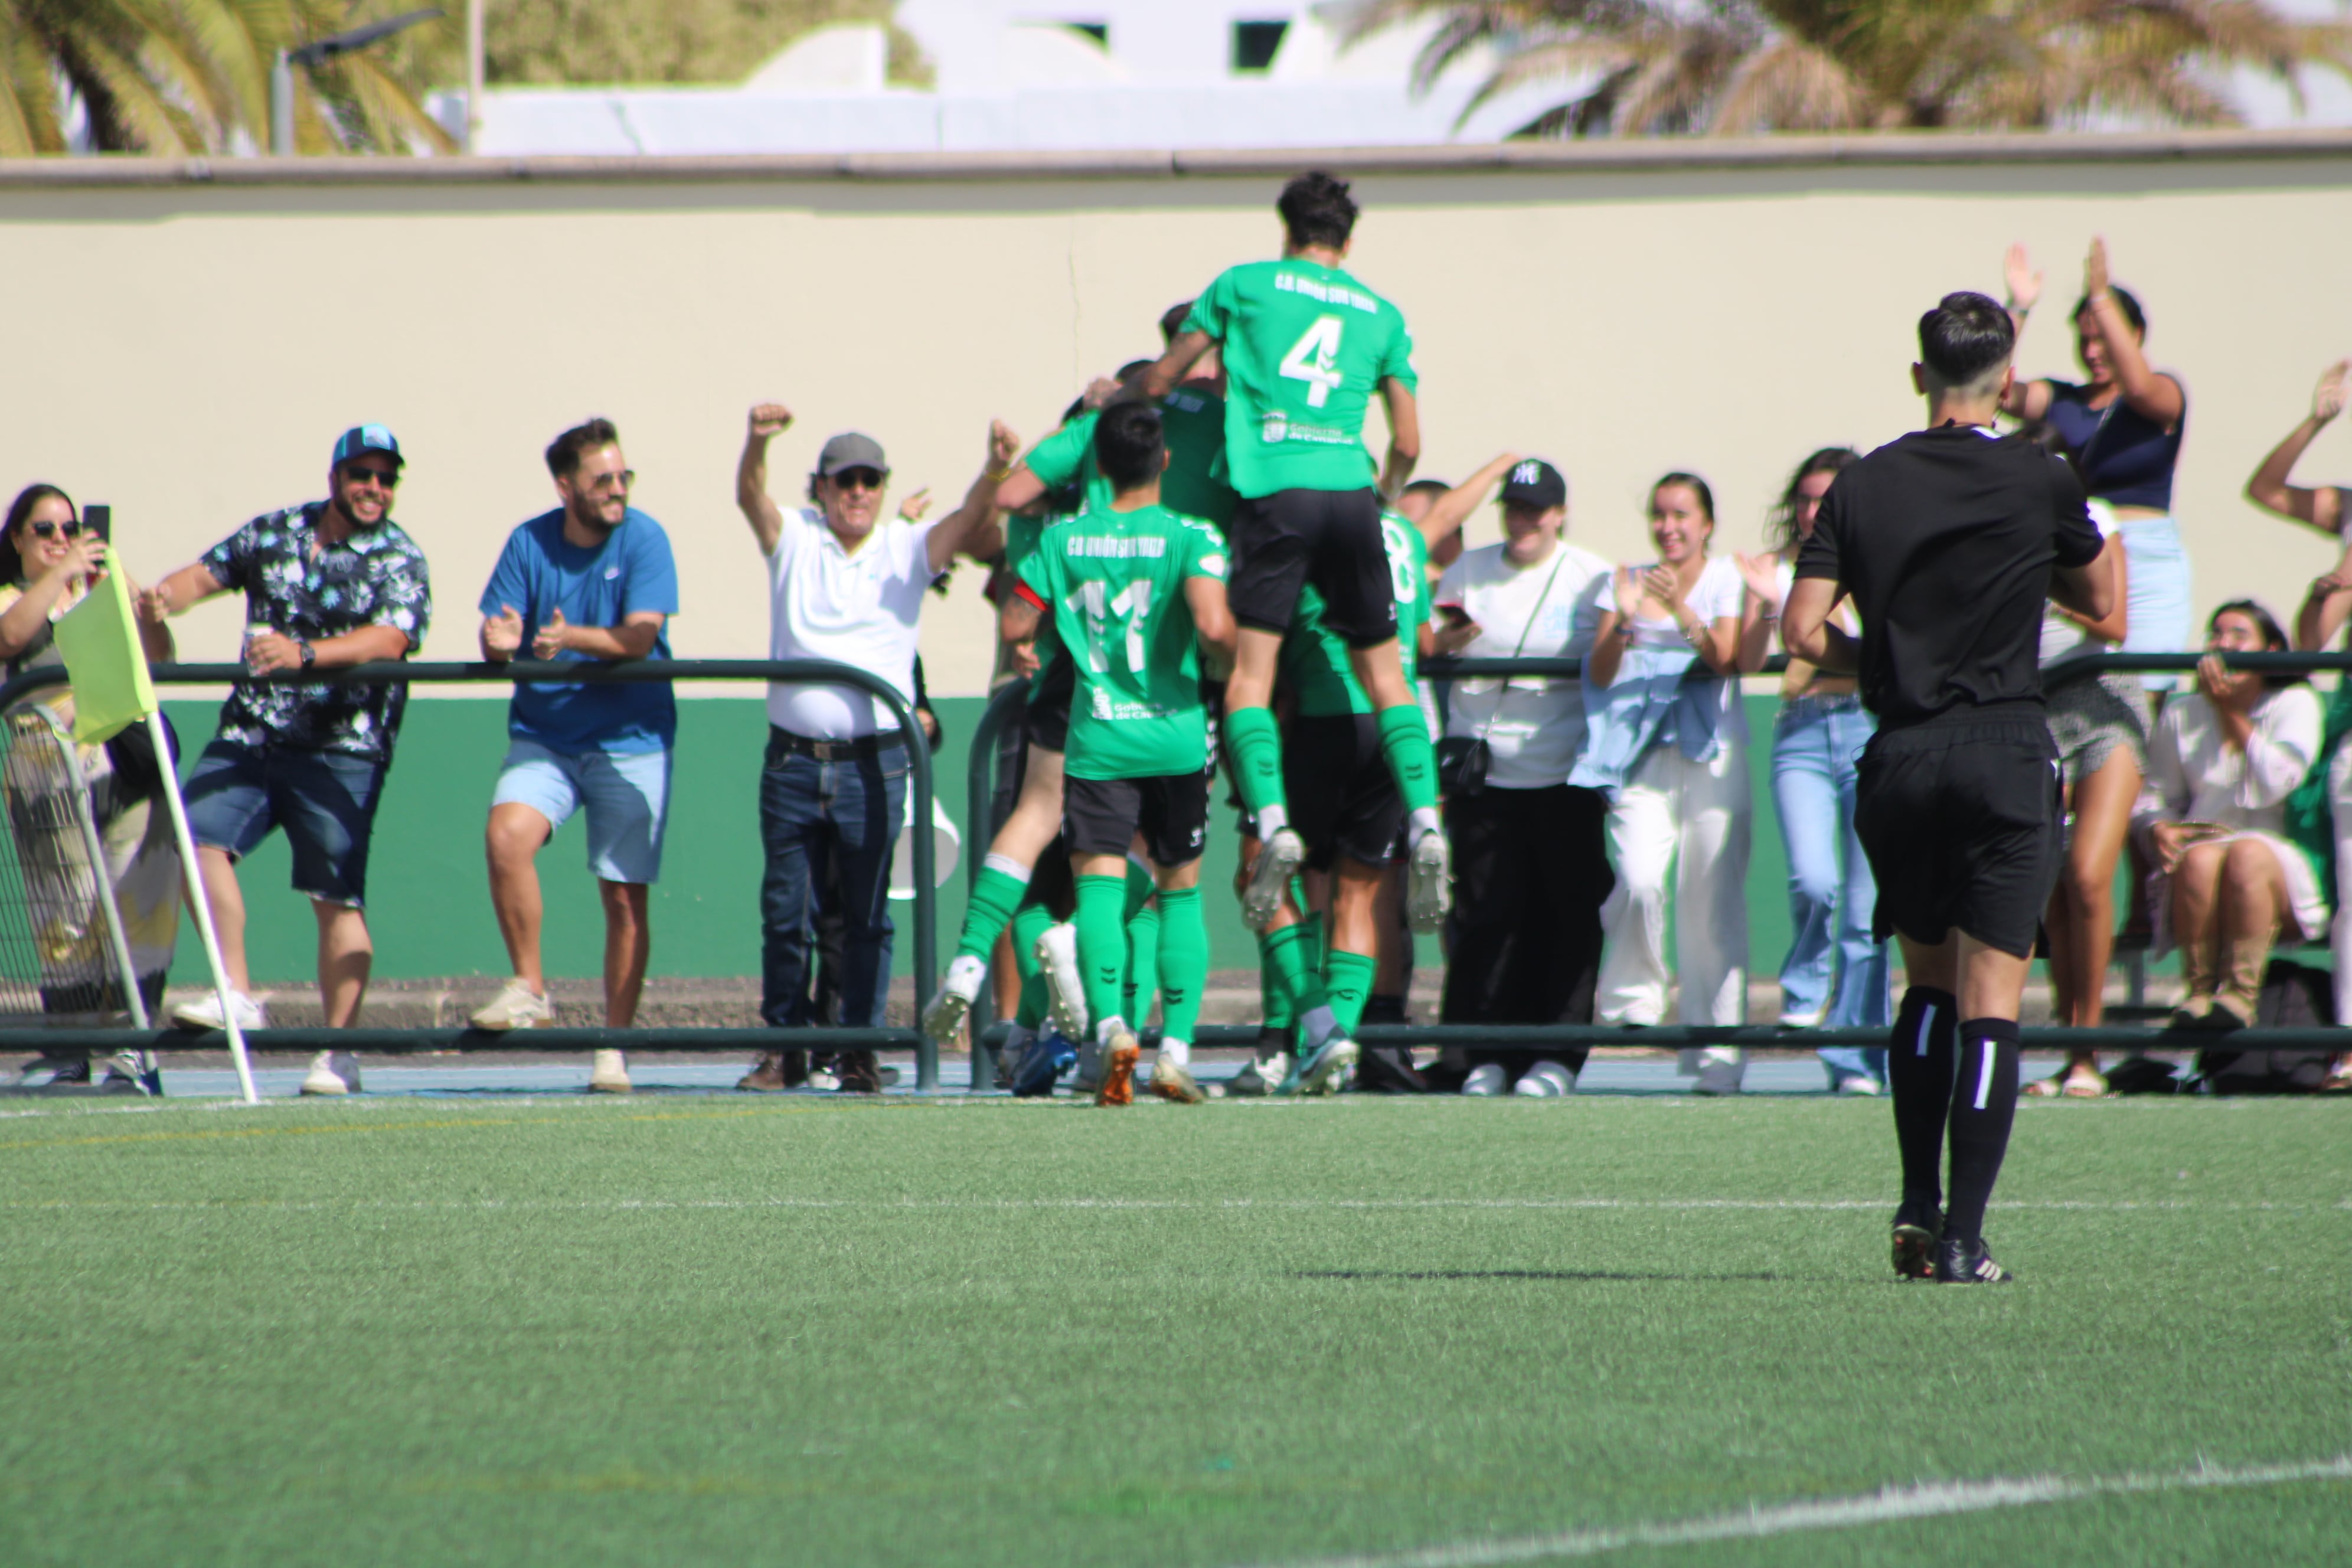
[1783,292,2118,1285]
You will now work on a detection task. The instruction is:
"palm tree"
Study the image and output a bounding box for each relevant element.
[0,0,457,155]
[1327,0,2352,136]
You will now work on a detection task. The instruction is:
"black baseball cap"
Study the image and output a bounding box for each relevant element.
[1499,458,1565,510]
[817,432,888,476]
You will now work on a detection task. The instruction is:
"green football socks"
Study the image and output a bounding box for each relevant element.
[1323,948,1378,1038]
[1260,919,1331,1020]
[1223,704,1289,834]
[1073,873,1130,1036]
[1376,703,1440,817]
[1009,899,1055,1031]
[955,860,1031,963]
[1154,886,1208,1048]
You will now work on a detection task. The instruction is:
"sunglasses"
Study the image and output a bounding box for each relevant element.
[830,468,886,492]
[583,469,636,492]
[27,520,83,540]
[342,465,400,489]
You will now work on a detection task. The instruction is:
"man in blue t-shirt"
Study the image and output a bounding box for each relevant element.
[469,418,680,1093]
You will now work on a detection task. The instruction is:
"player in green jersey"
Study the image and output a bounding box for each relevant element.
[1133,171,1452,950]
[1230,458,1517,1094]
[1001,403,1237,1105]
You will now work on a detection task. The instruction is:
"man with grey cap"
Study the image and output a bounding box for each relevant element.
[137,424,433,1096]
[733,403,1017,1091]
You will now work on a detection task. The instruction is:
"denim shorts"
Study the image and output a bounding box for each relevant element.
[492,739,673,886]
[184,740,387,909]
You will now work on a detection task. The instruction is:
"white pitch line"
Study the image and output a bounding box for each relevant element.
[4,1195,2347,1214]
[1236,1453,2352,1568]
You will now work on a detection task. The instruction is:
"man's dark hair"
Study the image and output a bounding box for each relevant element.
[1402,478,1450,500]
[1095,401,1165,494]
[545,417,622,479]
[2075,284,2147,337]
[1917,292,2016,388]
[1159,300,1194,345]
[1278,171,1357,250]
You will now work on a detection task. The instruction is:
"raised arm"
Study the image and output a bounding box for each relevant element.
[2082,238,2184,429]
[926,420,1022,576]
[136,561,228,624]
[1185,574,1235,663]
[736,403,792,557]
[1414,452,1520,549]
[2247,362,2348,537]
[0,531,107,661]
[1135,331,1213,402]
[2295,548,2352,652]
[1378,378,1420,499]
[1998,243,2056,422]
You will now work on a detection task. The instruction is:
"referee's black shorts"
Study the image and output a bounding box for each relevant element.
[1227,487,1400,648]
[1854,704,2062,959]
[1285,713,1405,871]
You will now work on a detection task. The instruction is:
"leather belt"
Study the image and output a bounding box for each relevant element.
[767,726,904,762]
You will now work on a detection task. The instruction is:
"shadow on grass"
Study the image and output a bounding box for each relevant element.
[1293,1268,1801,1283]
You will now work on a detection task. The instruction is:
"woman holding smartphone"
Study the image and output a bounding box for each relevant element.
[2133,602,2327,1034]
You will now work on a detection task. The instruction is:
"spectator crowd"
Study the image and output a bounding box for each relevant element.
[6,178,2352,1100]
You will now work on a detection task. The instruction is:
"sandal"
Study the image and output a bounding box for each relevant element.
[2060,1069,2110,1099]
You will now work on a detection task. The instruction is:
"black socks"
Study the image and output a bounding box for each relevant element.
[1943,1018,2021,1245]
[1887,987,1958,1210]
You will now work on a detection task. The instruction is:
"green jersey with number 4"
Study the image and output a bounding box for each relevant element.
[1014,503,1228,781]
[1281,509,1429,717]
[1021,392,1237,530]
[1181,257,1417,499]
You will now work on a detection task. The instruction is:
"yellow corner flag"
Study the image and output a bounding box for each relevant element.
[52,548,160,745]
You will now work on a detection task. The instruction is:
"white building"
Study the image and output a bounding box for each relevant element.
[442,3,1558,156]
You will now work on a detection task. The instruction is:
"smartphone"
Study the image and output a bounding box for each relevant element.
[1435,602,1469,626]
[83,504,110,544]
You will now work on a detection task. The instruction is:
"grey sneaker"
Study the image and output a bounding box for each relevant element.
[1070,1037,1105,1097]
[98,1051,155,1096]
[1227,1049,1291,1097]
[15,1054,89,1089]
[1241,828,1306,933]
[1291,1033,1360,1096]
[1513,1060,1577,1097]
[469,978,551,1031]
[1406,829,1452,932]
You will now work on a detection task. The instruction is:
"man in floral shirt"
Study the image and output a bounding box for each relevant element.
[139,424,432,1094]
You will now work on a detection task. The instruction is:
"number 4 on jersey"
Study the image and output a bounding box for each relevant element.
[1279,315,1345,409]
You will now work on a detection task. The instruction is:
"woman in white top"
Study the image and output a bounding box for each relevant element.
[2134,601,2328,1030]
[1580,472,1771,1090]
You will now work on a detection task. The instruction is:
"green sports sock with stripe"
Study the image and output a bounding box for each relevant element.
[1154,886,1208,1048]
[1223,705,1289,833]
[1376,703,1440,818]
[1073,873,1131,1037]
[1322,948,1378,1038]
[1010,899,1055,1031]
[1124,896,1161,1025]
[954,861,1032,963]
[1261,920,1332,1020]
[1258,932,1293,1033]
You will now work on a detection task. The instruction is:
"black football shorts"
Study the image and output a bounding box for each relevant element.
[1227,486,1400,648]
[1062,769,1211,867]
[1285,713,1405,870]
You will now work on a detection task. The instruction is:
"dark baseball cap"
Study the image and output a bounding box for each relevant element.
[332,424,404,468]
[1500,458,1566,510]
[816,432,888,476]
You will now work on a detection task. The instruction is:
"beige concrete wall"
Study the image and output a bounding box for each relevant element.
[4,140,2349,695]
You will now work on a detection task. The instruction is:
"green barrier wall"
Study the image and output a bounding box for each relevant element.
[165,694,1804,987]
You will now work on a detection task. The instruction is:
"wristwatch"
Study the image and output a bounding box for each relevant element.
[297,639,316,669]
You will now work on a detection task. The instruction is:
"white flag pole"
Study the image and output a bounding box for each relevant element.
[146,711,255,1104]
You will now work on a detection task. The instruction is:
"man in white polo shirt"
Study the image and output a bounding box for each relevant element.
[733,403,1018,1092]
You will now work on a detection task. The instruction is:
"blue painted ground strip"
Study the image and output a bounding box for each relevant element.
[147,1058,2071,1099]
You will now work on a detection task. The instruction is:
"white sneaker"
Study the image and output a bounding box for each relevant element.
[172,988,266,1031]
[300,1050,358,1096]
[1513,1060,1577,1097]
[1406,829,1452,932]
[1034,923,1089,1043]
[1227,1050,1290,1097]
[1241,828,1306,932]
[589,1048,632,1093]
[1836,1074,1883,1096]
[923,953,987,1044]
[470,978,552,1031]
[1461,1061,1507,1096]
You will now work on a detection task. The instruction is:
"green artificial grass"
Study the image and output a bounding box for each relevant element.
[1,1093,2346,1566]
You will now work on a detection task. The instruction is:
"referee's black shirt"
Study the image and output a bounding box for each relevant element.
[1794,423,2103,730]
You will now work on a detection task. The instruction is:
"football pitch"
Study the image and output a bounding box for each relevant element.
[3,1090,2346,1566]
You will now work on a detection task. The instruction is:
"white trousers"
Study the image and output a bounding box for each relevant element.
[1596,742,1753,1056]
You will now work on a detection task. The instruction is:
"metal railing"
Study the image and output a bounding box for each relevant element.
[952,649,2352,1081]
[0,658,947,1089]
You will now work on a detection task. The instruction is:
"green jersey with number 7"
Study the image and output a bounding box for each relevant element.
[1012,503,1229,782]
[1180,258,1417,500]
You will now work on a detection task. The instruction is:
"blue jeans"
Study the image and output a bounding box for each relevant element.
[2118,514,2191,692]
[757,734,907,1030]
[1769,695,1890,1083]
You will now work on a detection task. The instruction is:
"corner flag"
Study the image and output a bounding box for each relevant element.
[50,548,256,1103]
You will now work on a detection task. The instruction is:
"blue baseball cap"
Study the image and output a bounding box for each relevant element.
[332,424,404,469]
